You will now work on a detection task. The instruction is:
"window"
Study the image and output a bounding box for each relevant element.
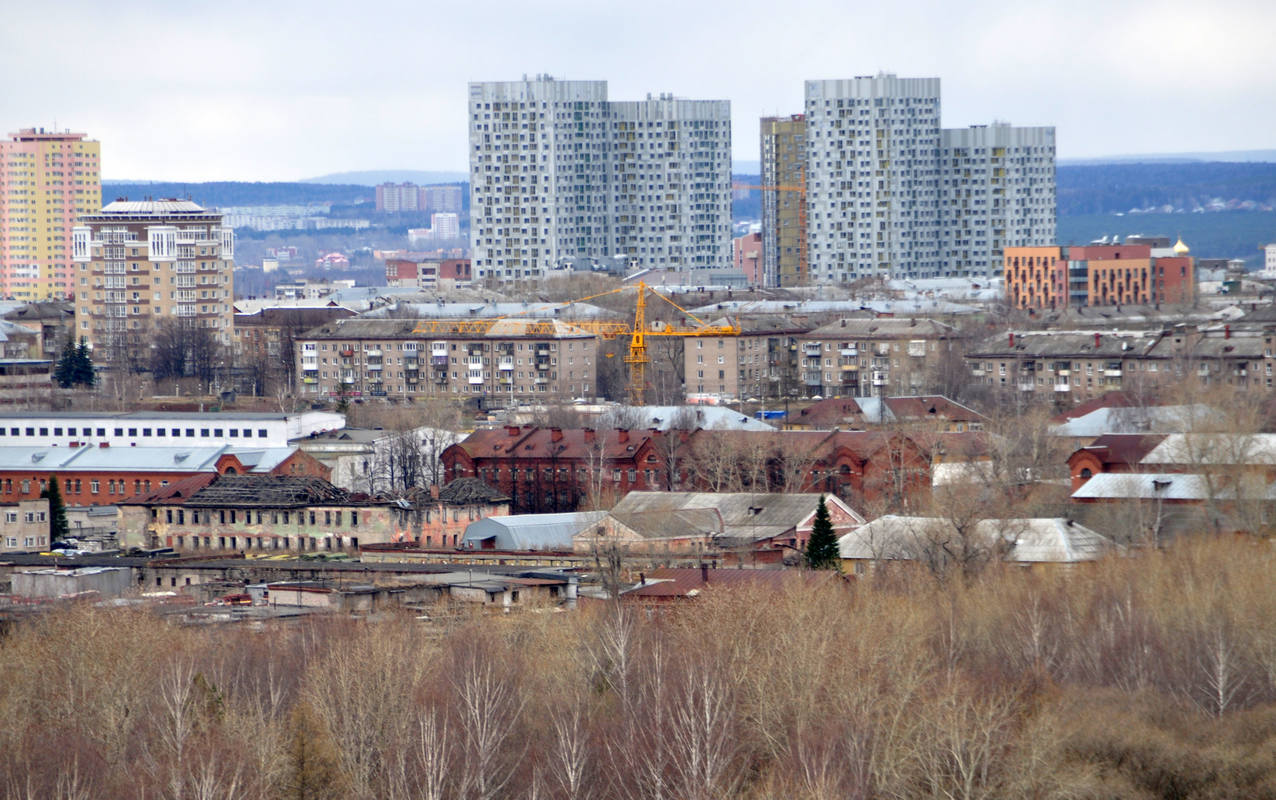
[90,480,99,493]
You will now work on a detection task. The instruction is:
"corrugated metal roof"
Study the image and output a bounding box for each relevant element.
[1140,434,1276,467]
[462,511,607,551]
[0,444,298,473]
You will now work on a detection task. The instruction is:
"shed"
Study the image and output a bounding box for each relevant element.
[461,511,607,551]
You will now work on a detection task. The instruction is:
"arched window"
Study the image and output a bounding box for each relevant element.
[1080,468,1092,479]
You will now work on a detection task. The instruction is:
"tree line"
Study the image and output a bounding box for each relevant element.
[5,538,1276,798]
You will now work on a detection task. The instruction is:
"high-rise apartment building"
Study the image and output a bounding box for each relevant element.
[375,182,420,213]
[769,74,1054,286]
[759,115,808,286]
[72,200,235,356]
[804,75,944,283]
[468,76,732,283]
[421,185,463,215]
[610,94,732,270]
[939,123,1056,276]
[0,128,101,300]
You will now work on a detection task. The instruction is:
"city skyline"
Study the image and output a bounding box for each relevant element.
[2,0,1272,182]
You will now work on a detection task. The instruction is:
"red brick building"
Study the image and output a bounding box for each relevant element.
[441,426,942,514]
[0,445,330,506]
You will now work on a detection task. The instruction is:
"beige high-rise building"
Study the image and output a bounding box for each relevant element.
[759,115,807,287]
[0,128,101,300]
[72,200,234,357]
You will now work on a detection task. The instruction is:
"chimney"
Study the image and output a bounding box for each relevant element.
[505,426,520,437]
[1225,324,1231,340]
[583,428,596,443]
[1008,331,1015,347]
[617,429,629,443]
[701,563,709,583]
[1094,332,1101,348]
[550,427,563,442]
[429,485,440,500]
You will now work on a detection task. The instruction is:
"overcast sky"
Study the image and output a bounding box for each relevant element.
[3,0,1272,182]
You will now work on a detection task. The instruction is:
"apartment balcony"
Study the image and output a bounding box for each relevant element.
[535,361,550,371]
[1103,369,1122,377]
[431,355,449,366]
[498,359,515,370]
[340,348,354,357]
[1056,369,1071,377]
[839,348,858,357]
[468,374,484,385]
[802,373,822,385]
[1018,382,1036,392]
[871,371,888,387]
[802,343,823,355]
[1054,382,1071,392]
[366,362,382,371]
[302,377,318,385]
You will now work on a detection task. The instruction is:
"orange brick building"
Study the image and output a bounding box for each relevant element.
[1006,240,1195,310]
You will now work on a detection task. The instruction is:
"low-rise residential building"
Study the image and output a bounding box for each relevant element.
[683,316,809,402]
[968,324,1276,405]
[295,317,598,403]
[0,498,51,552]
[118,474,407,552]
[1005,240,1195,310]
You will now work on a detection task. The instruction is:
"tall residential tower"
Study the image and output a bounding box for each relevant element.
[0,128,101,300]
[763,74,1055,285]
[468,76,731,283]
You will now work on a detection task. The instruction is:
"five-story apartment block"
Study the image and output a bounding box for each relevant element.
[295,317,597,404]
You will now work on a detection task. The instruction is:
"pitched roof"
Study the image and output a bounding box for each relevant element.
[807,317,957,339]
[609,491,862,542]
[1071,434,1167,468]
[607,508,725,540]
[837,514,1113,563]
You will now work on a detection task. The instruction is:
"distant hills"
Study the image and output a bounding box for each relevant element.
[299,170,468,186]
[1059,149,1276,166]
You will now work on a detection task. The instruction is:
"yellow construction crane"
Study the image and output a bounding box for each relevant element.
[411,281,739,404]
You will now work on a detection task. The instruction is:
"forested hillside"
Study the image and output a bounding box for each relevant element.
[1058,162,1276,215]
[6,540,1276,798]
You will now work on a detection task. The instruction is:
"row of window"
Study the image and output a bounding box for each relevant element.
[0,425,270,439]
[154,506,359,527]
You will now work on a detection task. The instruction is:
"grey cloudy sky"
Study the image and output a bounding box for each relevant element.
[3,0,1273,181]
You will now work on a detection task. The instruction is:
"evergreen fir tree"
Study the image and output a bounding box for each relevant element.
[73,338,95,387]
[41,475,69,543]
[805,494,841,570]
[54,339,78,388]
